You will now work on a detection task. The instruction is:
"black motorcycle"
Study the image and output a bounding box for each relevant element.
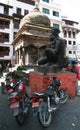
[33,76,68,127]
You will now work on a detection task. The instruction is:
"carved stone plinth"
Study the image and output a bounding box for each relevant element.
[38,65,61,74]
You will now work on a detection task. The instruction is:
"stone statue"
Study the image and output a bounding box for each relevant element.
[38,28,69,69]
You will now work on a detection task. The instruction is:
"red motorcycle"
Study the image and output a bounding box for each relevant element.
[6,76,16,94]
[7,77,29,125]
[7,77,42,125]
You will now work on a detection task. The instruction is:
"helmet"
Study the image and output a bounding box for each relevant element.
[52,77,61,87]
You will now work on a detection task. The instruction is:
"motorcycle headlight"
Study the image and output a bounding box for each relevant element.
[10,82,14,87]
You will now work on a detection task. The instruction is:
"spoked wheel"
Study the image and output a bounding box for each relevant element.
[38,102,52,127]
[59,89,69,104]
[15,112,25,126]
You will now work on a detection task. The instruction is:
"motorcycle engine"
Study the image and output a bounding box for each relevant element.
[54,92,60,104]
[55,97,60,104]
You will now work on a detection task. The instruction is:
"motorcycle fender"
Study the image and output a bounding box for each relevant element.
[12,108,19,116]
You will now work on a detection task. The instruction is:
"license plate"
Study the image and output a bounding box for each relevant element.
[10,102,19,109]
[32,102,39,107]
[8,88,13,93]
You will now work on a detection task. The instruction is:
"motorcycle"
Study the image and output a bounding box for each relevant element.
[6,74,68,127]
[6,75,16,94]
[7,77,30,125]
[33,76,69,127]
[7,77,43,126]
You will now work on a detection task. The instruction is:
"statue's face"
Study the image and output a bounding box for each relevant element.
[49,32,55,41]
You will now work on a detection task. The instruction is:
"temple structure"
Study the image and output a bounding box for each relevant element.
[13,8,51,66]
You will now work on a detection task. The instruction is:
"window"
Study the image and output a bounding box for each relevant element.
[42,8,49,14]
[4,33,9,42]
[69,51,72,54]
[73,51,75,54]
[5,21,10,28]
[73,41,76,45]
[24,10,29,15]
[0,33,3,42]
[68,31,71,38]
[73,32,75,38]
[53,11,59,17]
[4,6,9,15]
[65,21,73,25]
[17,8,21,15]
[14,20,20,29]
[53,23,59,29]
[0,33,9,42]
[17,0,35,5]
[0,20,9,29]
[68,41,72,45]
[64,30,67,37]
[0,47,9,56]
[42,0,49,2]
[14,32,17,39]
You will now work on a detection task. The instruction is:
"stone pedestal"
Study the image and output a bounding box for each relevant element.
[38,65,61,74]
[29,71,77,98]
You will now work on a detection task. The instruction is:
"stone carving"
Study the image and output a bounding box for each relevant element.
[38,28,69,69]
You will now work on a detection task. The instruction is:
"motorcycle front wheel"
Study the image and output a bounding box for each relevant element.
[15,112,25,126]
[59,89,68,104]
[38,102,52,127]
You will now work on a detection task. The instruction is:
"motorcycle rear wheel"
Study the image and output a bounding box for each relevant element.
[38,102,52,127]
[15,112,25,126]
[59,89,68,104]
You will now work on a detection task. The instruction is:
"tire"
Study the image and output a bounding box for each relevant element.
[59,89,68,104]
[15,112,25,126]
[38,102,52,127]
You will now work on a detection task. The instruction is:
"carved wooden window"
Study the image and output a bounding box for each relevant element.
[73,32,75,38]
[64,30,67,37]
[17,8,21,15]
[0,47,9,56]
[24,10,29,15]
[4,6,9,15]
[0,20,9,29]
[68,31,71,38]
[13,20,20,29]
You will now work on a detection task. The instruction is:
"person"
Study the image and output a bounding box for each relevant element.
[38,28,69,69]
[71,61,77,73]
[0,63,2,73]
[77,60,80,80]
